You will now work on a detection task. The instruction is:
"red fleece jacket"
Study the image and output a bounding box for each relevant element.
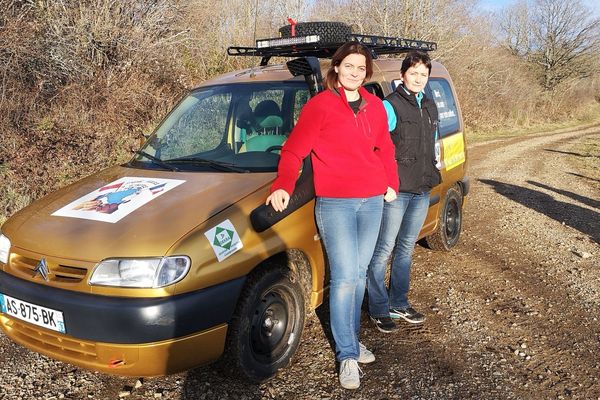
[271,86,399,198]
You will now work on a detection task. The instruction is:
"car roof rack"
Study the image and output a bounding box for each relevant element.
[228,33,437,66]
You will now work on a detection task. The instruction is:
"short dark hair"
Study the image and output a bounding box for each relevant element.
[324,42,373,90]
[401,51,432,75]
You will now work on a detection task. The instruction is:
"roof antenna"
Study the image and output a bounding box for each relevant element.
[252,0,259,45]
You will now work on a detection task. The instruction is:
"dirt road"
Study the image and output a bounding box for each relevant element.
[1,125,599,399]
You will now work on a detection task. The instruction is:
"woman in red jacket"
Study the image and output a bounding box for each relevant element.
[266,42,399,390]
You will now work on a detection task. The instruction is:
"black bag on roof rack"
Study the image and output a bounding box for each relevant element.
[278,22,352,44]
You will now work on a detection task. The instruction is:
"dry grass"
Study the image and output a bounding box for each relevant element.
[568,133,600,193]
[467,103,600,144]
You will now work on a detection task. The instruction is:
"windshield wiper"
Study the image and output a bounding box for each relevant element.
[134,150,179,171]
[164,157,250,173]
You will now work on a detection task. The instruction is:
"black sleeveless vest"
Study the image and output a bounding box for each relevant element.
[385,87,442,193]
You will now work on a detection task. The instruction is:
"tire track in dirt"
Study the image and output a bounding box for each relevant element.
[415,125,600,399]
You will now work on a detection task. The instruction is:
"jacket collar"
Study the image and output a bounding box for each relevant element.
[396,85,421,106]
[331,86,370,110]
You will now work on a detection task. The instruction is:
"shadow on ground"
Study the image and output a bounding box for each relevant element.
[479,179,599,243]
[568,172,600,183]
[543,148,597,158]
[527,180,600,210]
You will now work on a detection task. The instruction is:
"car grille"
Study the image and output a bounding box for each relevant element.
[6,249,93,291]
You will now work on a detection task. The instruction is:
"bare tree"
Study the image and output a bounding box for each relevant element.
[500,0,600,90]
[308,0,476,60]
[498,0,531,56]
[535,0,599,89]
[269,0,312,26]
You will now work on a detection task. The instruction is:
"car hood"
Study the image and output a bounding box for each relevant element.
[3,166,273,262]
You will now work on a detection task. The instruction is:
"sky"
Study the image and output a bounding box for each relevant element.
[477,0,600,16]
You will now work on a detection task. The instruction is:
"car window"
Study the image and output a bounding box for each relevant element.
[155,90,232,161]
[249,90,283,110]
[293,90,310,124]
[390,79,402,92]
[364,82,384,99]
[135,83,309,172]
[425,78,460,137]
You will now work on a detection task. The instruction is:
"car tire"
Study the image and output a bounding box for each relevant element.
[226,264,305,382]
[425,185,463,251]
[278,22,352,44]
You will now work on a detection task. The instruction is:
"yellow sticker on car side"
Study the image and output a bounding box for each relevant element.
[441,134,465,171]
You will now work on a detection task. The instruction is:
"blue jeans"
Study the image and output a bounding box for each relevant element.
[315,195,383,361]
[367,191,430,318]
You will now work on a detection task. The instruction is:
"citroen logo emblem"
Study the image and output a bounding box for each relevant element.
[33,258,50,281]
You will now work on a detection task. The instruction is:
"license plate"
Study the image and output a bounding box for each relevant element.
[0,293,66,333]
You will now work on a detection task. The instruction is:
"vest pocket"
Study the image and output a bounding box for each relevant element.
[395,134,419,162]
[397,157,417,166]
[391,114,421,165]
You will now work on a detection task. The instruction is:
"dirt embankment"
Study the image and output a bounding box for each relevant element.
[1,125,599,400]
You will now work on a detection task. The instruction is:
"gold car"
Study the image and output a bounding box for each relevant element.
[0,22,468,381]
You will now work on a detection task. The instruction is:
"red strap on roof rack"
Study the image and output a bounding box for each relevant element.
[287,18,297,37]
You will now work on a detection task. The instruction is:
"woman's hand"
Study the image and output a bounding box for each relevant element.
[384,186,397,202]
[266,189,291,212]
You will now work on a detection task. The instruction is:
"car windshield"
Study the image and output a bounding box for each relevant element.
[130,82,310,172]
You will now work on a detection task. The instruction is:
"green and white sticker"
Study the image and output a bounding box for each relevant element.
[204,219,243,261]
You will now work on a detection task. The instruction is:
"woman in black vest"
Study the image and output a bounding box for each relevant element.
[367,51,441,333]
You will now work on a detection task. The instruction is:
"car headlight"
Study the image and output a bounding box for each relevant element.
[89,256,190,288]
[0,234,10,264]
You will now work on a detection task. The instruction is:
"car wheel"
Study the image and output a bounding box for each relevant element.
[226,265,305,382]
[425,185,463,251]
[278,22,352,44]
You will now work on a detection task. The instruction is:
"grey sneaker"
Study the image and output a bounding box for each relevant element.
[339,359,362,389]
[389,306,426,324]
[358,342,375,364]
[369,315,399,333]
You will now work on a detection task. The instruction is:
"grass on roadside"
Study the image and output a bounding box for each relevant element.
[0,188,30,227]
[0,169,31,227]
[568,134,600,193]
[467,102,600,144]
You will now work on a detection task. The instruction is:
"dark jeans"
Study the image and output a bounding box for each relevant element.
[367,191,430,317]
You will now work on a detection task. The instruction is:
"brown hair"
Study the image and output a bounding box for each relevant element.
[401,50,432,76]
[324,42,374,90]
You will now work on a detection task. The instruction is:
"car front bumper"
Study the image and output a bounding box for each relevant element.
[0,270,245,376]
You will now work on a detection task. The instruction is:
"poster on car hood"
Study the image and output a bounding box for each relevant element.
[52,177,185,223]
